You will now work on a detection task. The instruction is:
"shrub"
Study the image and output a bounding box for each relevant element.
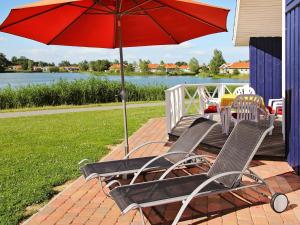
[0,78,167,110]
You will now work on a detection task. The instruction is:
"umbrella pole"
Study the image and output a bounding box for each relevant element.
[117,16,129,155]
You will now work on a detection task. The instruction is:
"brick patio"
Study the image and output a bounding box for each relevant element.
[23,118,300,225]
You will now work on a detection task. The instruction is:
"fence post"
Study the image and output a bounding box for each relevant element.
[180,85,185,118]
[217,84,225,102]
[197,85,205,114]
[165,90,171,133]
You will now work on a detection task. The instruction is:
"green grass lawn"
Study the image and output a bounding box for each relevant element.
[0,106,164,225]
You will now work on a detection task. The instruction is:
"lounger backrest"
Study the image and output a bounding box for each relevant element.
[207,120,272,188]
[166,118,218,163]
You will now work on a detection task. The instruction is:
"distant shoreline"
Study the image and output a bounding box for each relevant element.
[1,71,249,80]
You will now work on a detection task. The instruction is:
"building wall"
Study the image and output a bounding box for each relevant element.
[286,0,300,174]
[228,68,249,74]
[249,37,282,103]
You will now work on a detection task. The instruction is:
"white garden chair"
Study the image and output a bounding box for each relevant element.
[268,98,285,139]
[233,86,256,95]
[199,87,220,119]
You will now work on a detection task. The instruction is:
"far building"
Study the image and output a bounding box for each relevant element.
[109,64,130,72]
[7,65,23,71]
[62,66,80,72]
[219,61,250,74]
[178,65,190,73]
[147,63,190,73]
[164,63,177,73]
[109,64,121,72]
[147,64,159,73]
[33,66,44,72]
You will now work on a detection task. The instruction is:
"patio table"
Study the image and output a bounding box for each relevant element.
[220,94,237,107]
[219,94,237,134]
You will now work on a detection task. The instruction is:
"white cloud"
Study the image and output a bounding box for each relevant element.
[0,37,7,42]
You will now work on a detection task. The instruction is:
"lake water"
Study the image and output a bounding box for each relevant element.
[0,72,248,89]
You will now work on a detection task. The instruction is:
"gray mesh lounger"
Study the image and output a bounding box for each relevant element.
[110,121,289,225]
[79,118,220,182]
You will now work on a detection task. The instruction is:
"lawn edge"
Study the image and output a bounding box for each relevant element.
[21,117,161,225]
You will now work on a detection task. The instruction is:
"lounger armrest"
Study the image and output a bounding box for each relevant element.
[124,141,168,159]
[172,171,266,225]
[78,159,92,168]
[129,151,194,185]
[159,155,217,180]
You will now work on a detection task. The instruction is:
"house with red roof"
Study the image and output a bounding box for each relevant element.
[147,64,159,72]
[178,65,190,73]
[219,61,249,74]
[109,64,121,72]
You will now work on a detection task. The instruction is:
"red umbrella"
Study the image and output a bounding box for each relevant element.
[0,0,229,154]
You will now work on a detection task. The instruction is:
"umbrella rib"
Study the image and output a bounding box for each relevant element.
[47,3,97,45]
[95,0,116,13]
[152,0,227,32]
[130,0,178,44]
[0,3,69,31]
[69,3,112,13]
[121,0,152,15]
[129,6,166,14]
[85,12,111,15]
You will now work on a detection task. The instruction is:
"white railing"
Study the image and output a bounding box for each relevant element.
[165,83,249,133]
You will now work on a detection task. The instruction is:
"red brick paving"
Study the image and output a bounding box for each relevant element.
[23,118,300,225]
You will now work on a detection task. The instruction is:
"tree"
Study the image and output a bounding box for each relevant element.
[11,56,18,65]
[97,60,111,71]
[125,63,134,72]
[78,60,89,71]
[199,64,209,73]
[175,61,187,67]
[139,59,150,73]
[209,49,226,74]
[27,60,34,71]
[132,61,138,72]
[49,66,59,73]
[157,60,166,73]
[58,60,71,67]
[112,59,119,64]
[188,57,199,73]
[89,60,111,72]
[19,56,29,70]
[0,53,10,72]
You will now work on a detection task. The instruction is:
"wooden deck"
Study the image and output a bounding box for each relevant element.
[23,118,300,225]
[170,116,285,159]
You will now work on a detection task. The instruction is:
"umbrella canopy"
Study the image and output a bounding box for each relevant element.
[0,0,229,48]
[0,0,229,155]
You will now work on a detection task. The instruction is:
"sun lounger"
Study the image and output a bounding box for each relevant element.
[110,120,289,225]
[79,118,219,183]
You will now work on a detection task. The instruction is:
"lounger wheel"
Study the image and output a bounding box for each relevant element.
[270,193,289,213]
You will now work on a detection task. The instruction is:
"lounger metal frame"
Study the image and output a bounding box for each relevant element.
[124,170,274,225]
[111,124,279,225]
[79,120,220,183]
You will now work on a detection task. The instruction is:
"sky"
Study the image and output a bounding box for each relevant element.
[0,0,248,64]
